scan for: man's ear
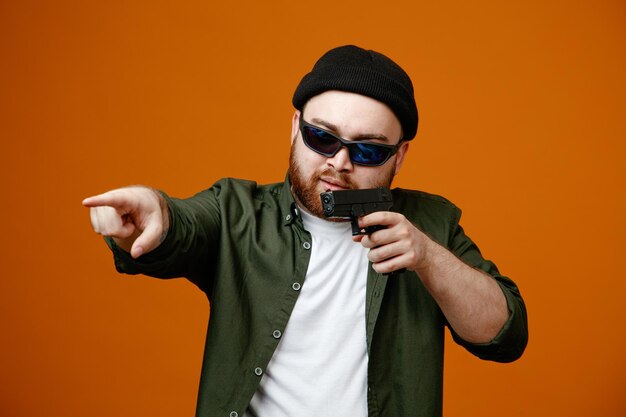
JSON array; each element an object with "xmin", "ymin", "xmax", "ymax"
[
  {"xmin": 291, "ymin": 110, "xmax": 301, "ymax": 145},
  {"xmin": 393, "ymin": 141, "xmax": 410, "ymax": 175}
]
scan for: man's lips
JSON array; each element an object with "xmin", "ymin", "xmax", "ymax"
[{"xmin": 320, "ymin": 177, "xmax": 350, "ymax": 191}]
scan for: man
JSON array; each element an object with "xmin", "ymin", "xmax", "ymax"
[{"xmin": 83, "ymin": 45, "xmax": 528, "ymax": 417}]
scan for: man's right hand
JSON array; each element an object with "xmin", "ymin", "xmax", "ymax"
[{"xmin": 82, "ymin": 186, "xmax": 170, "ymax": 259}]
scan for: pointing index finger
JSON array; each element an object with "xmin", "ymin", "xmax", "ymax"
[{"xmin": 82, "ymin": 189, "xmax": 133, "ymax": 209}]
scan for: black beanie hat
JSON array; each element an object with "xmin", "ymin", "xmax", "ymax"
[{"xmin": 292, "ymin": 45, "xmax": 418, "ymax": 140}]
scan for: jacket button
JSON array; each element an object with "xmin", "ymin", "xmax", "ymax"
[
  {"xmin": 272, "ymin": 329, "xmax": 282, "ymax": 339},
  {"xmin": 254, "ymin": 367, "xmax": 263, "ymax": 376},
  {"xmin": 292, "ymin": 282, "xmax": 301, "ymax": 291},
  {"xmin": 229, "ymin": 412, "xmax": 238, "ymax": 417},
  {"xmin": 302, "ymin": 242, "xmax": 311, "ymax": 250}
]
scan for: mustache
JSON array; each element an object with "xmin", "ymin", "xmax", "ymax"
[{"xmin": 316, "ymin": 168, "xmax": 356, "ymax": 189}]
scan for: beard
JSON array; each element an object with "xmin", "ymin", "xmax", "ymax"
[{"xmin": 288, "ymin": 144, "xmax": 396, "ymax": 219}]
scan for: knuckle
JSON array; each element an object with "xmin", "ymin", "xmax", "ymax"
[{"xmin": 407, "ymin": 251, "xmax": 417, "ymax": 264}]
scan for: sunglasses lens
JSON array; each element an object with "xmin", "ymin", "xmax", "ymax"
[
  {"xmin": 303, "ymin": 126, "xmax": 341, "ymax": 156},
  {"xmin": 349, "ymin": 143, "xmax": 391, "ymax": 166},
  {"xmin": 302, "ymin": 122, "xmax": 395, "ymax": 166}
]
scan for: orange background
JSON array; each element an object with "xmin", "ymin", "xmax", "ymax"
[{"xmin": 1, "ymin": 1, "xmax": 625, "ymax": 416}]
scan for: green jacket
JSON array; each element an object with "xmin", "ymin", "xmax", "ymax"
[{"xmin": 107, "ymin": 176, "xmax": 528, "ymax": 417}]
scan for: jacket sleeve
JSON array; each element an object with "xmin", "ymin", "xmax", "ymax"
[
  {"xmin": 105, "ymin": 188, "xmax": 221, "ymax": 293},
  {"xmin": 446, "ymin": 208, "xmax": 529, "ymax": 363}
]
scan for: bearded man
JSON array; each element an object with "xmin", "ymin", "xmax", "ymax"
[{"xmin": 83, "ymin": 45, "xmax": 528, "ymax": 417}]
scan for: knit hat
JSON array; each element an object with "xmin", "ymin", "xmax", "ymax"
[{"xmin": 292, "ymin": 45, "xmax": 418, "ymax": 140}]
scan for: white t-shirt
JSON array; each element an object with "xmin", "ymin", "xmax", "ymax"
[{"xmin": 246, "ymin": 209, "xmax": 369, "ymax": 417}]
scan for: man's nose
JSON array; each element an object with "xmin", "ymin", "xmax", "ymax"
[{"xmin": 327, "ymin": 146, "xmax": 353, "ymax": 172}]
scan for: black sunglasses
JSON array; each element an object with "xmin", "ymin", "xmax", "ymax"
[{"xmin": 299, "ymin": 114, "xmax": 401, "ymax": 167}]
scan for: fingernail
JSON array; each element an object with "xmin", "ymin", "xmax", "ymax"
[{"xmin": 133, "ymin": 246, "xmax": 144, "ymax": 258}]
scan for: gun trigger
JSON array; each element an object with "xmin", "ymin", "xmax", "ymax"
[{"xmin": 351, "ymin": 217, "xmax": 364, "ymax": 236}]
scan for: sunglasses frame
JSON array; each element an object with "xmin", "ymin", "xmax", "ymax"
[{"xmin": 299, "ymin": 114, "xmax": 402, "ymax": 167}]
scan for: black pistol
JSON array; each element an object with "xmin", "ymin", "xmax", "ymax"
[{"xmin": 320, "ymin": 187, "xmax": 393, "ymax": 236}]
